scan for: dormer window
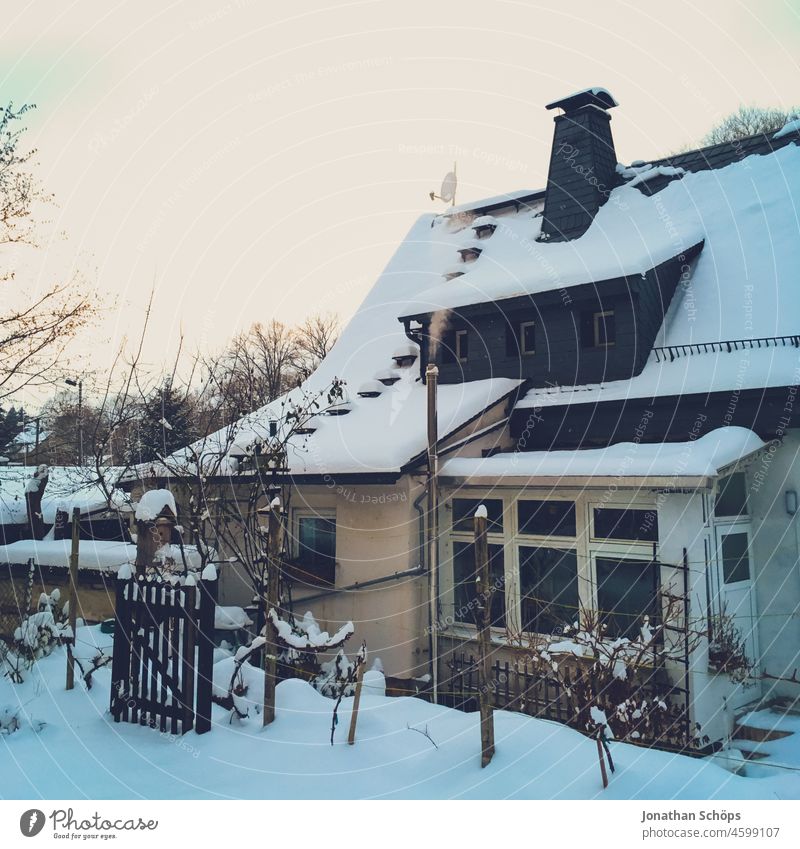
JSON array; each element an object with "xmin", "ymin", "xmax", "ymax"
[
  {"xmin": 455, "ymin": 329, "xmax": 469, "ymax": 362},
  {"xmin": 520, "ymin": 321, "xmax": 536, "ymax": 355},
  {"xmin": 582, "ymin": 309, "xmax": 616, "ymax": 348}
]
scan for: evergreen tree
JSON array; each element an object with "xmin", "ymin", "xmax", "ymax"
[
  {"xmin": 0, "ymin": 406, "xmax": 24, "ymax": 453},
  {"xmin": 128, "ymin": 380, "xmax": 198, "ymax": 464}
]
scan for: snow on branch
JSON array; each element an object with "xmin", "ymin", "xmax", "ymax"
[{"xmin": 267, "ymin": 609, "xmax": 354, "ymax": 651}]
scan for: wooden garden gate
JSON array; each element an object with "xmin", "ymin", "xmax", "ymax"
[{"xmin": 110, "ymin": 570, "xmax": 216, "ymax": 734}]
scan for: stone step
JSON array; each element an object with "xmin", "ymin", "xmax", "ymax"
[{"xmin": 732, "ymin": 723, "xmax": 794, "ymax": 743}]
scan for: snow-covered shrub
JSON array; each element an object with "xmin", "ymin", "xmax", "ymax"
[
  {"xmin": 519, "ymin": 605, "xmax": 707, "ymax": 750},
  {"xmin": 707, "ymin": 609, "xmax": 754, "ymax": 683},
  {"xmin": 314, "ymin": 649, "xmax": 355, "ymax": 698},
  {"xmin": 7, "ymin": 586, "xmax": 71, "ymax": 676}
]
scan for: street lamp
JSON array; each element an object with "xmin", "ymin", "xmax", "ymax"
[{"xmin": 65, "ymin": 378, "xmax": 83, "ymax": 466}]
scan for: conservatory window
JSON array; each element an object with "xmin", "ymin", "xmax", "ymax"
[
  {"xmin": 518, "ymin": 499, "xmax": 576, "ymax": 537},
  {"xmin": 593, "ymin": 507, "xmax": 658, "ymax": 542},
  {"xmin": 595, "ymin": 557, "xmax": 659, "ymax": 639},
  {"xmin": 452, "ymin": 498, "xmax": 504, "ymax": 533},
  {"xmin": 451, "ymin": 540, "xmax": 506, "ymax": 627},
  {"xmin": 519, "ymin": 546, "xmax": 578, "ymax": 634}
]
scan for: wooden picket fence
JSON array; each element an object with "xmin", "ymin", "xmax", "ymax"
[
  {"xmin": 441, "ymin": 652, "xmax": 575, "ymax": 722},
  {"xmin": 110, "ymin": 571, "xmax": 216, "ymax": 735}
]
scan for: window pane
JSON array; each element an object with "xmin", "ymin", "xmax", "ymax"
[
  {"xmin": 518, "ymin": 500, "xmax": 576, "ymax": 536},
  {"xmin": 298, "ymin": 516, "xmax": 336, "ymax": 567},
  {"xmin": 452, "ymin": 498, "xmax": 504, "ymax": 533},
  {"xmin": 715, "ymin": 472, "xmax": 748, "ymax": 517},
  {"xmin": 596, "ymin": 311, "xmax": 615, "ymax": 346},
  {"xmin": 452, "ymin": 541, "xmax": 505, "ymax": 626},
  {"xmin": 593, "ymin": 507, "xmax": 658, "ymax": 542},
  {"xmin": 521, "ymin": 322, "xmax": 536, "ymax": 354},
  {"xmin": 456, "ymin": 330, "xmax": 468, "ymax": 361},
  {"xmin": 519, "ymin": 547, "xmax": 578, "ymax": 634},
  {"xmin": 722, "ymin": 532, "xmax": 750, "ymax": 583},
  {"xmin": 596, "ymin": 557, "xmax": 658, "ymax": 639}
]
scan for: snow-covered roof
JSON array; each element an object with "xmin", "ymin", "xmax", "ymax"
[
  {"xmin": 183, "ymin": 212, "xmax": 523, "ymax": 478},
  {"xmin": 399, "ymin": 187, "xmax": 705, "ymax": 316},
  {"xmin": 516, "ymin": 141, "xmax": 800, "ymax": 408},
  {"xmin": 440, "ymin": 427, "xmax": 766, "ymax": 484}
]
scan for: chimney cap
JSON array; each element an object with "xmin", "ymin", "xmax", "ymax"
[{"xmin": 546, "ymin": 87, "xmax": 618, "ymax": 113}]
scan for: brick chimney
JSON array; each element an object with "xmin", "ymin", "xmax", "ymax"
[{"xmin": 540, "ymin": 88, "xmax": 619, "ymax": 242}]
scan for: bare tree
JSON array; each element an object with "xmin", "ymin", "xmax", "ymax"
[
  {"xmin": 702, "ymin": 105, "xmax": 798, "ymax": 145},
  {"xmin": 296, "ymin": 312, "xmax": 340, "ymax": 379},
  {"xmin": 0, "ymin": 102, "xmax": 94, "ymax": 399}
]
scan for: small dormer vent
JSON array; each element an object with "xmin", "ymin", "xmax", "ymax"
[
  {"xmin": 356, "ymin": 380, "xmax": 383, "ymax": 398},
  {"xmin": 443, "ymin": 265, "xmax": 466, "ymax": 281},
  {"xmin": 392, "ymin": 343, "xmax": 418, "ymax": 367},
  {"xmin": 472, "ymin": 215, "xmax": 497, "ymax": 239},
  {"xmin": 375, "ymin": 369, "xmax": 401, "ymax": 386},
  {"xmin": 457, "ymin": 241, "xmax": 483, "ymax": 262}
]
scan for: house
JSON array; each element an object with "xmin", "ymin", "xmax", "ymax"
[{"xmin": 162, "ymin": 88, "xmax": 800, "ymax": 747}]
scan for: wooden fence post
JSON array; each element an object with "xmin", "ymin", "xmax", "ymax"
[
  {"xmin": 263, "ymin": 502, "xmax": 284, "ymax": 726},
  {"xmin": 110, "ymin": 564, "xmax": 135, "ymax": 721},
  {"xmin": 348, "ymin": 641, "xmax": 367, "ymax": 745},
  {"xmin": 195, "ymin": 567, "xmax": 217, "ymax": 734},
  {"xmin": 474, "ymin": 506, "xmax": 495, "ymax": 768},
  {"xmin": 65, "ymin": 507, "xmax": 80, "ymax": 690}
]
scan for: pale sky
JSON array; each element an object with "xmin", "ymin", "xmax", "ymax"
[{"xmin": 3, "ymin": 0, "xmax": 799, "ymax": 393}]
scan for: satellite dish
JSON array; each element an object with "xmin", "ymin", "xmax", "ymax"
[
  {"xmin": 429, "ymin": 162, "xmax": 458, "ymax": 206},
  {"xmin": 440, "ymin": 171, "xmax": 457, "ymax": 203}
]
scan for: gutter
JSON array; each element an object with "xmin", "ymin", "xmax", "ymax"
[{"xmin": 292, "ymin": 564, "xmax": 425, "ymax": 604}]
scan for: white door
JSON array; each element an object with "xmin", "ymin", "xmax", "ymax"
[{"xmin": 713, "ymin": 523, "xmax": 761, "ymax": 708}]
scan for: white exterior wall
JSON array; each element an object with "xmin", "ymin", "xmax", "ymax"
[{"xmin": 747, "ymin": 430, "xmax": 800, "ymax": 703}]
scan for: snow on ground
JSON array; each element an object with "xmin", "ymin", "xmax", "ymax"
[{"xmin": 1, "ymin": 626, "xmax": 799, "ymax": 800}]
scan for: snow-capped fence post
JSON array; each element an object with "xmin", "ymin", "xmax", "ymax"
[
  {"xmin": 473, "ymin": 505, "xmax": 495, "ymax": 768},
  {"xmin": 65, "ymin": 507, "xmax": 80, "ymax": 690},
  {"xmin": 262, "ymin": 498, "xmax": 284, "ymax": 727},
  {"xmin": 195, "ymin": 564, "xmax": 218, "ymax": 734}
]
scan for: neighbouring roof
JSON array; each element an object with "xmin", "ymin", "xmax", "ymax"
[
  {"xmin": 0, "ymin": 466, "xmax": 128, "ymax": 526},
  {"xmin": 440, "ymin": 427, "xmax": 766, "ymax": 483}
]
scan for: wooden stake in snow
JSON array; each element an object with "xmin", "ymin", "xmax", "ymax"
[
  {"xmin": 347, "ymin": 641, "xmax": 368, "ymax": 745},
  {"xmin": 263, "ymin": 498, "xmax": 283, "ymax": 727},
  {"xmin": 596, "ymin": 729, "xmax": 609, "ymax": 789},
  {"xmin": 473, "ymin": 505, "xmax": 495, "ymax": 768},
  {"xmin": 65, "ymin": 507, "xmax": 80, "ymax": 691}
]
